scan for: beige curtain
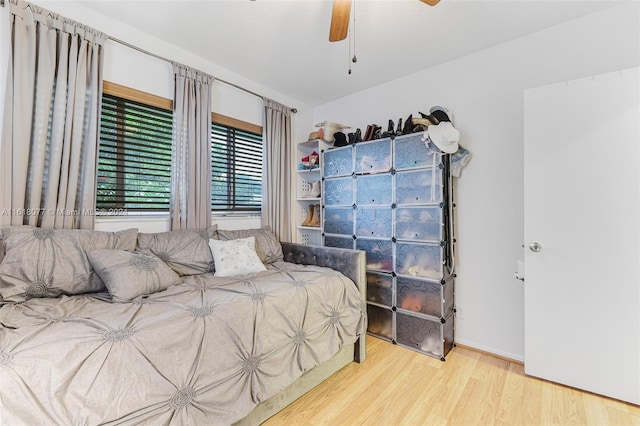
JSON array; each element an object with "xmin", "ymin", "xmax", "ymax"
[
  {"xmin": 170, "ymin": 63, "xmax": 214, "ymax": 230},
  {"xmin": 262, "ymin": 99, "xmax": 292, "ymax": 242},
  {"xmin": 0, "ymin": 0, "xmax": 106, "ymax": 229}
]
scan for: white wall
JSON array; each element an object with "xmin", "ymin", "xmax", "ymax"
[{"xmin": 314, "ymin": 2, "xmax": 640, "ymax": 361}]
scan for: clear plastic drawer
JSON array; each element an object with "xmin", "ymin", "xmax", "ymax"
[
  {"xmin": 366, "ymin": 272, "xmax": 393, "ymax": 307},
  {"xmin": 324, "ymin": 176, "xmax": 354, "ymax": 206},
  {"xmin": 324, "ymin": 235, "xmax": 354, "ymax": 250},
  {"xmin": 355, "ymin": 139, "xmax": 392, "ymax": 174},
  {"xmin": 395, "ymin": 169, "xmax": 442, "ymax": 205},
  {"xmin": 367, "ymin": 304, "xmax": 393, "ymax": 340},
  {"xmin": 396, "ymin": 277, "xmax": 449, "ymax": 318},
  {"xmin": 323, "ymin": 146, "xmax": 353, "ymax": 178},
  {"xmin": 356, "ymin": 174, "xmax": 393, "ymax": 206},
  {"xmin": 395, "ymin": 242, "xmax": 443, "ymax": 280},
  {"xmin": 356, "ymin": 238, "xmax": 393, "ymax": 272},
  {"xmin": 395, "ymin": 206, "xmax": 443, "ymax": 242},
  {"xmin": 396, "ymin": 311, "xmax": 454, "ymax": 359},
  {"xmin": 324, "ymin": 207, "xmax": 354, "ymax": 235},
  {"xmin": 394, "ymin": 133, "xmax": 439, "ymax": 170},
  {"xmin": 356, "ymin": 208, "xmax": 392, "ymax": 239}
]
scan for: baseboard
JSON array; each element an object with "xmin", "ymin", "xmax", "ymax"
[{"xmin": 454, "ymin": 339, "xmax": 524, "ymax": 365}]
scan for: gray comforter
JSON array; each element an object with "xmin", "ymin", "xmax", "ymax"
[{"xmin": 0, "ymin": 261, "xmax": 365, "ymax": 425}]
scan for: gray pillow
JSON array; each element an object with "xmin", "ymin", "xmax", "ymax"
[
  {"xmin": 87, "ymin": 249, "xmax": 180, "ymax": 302},
  {"xmin": 136, "ymin": 225, "xmax": 218, "ymax": 276},
  {"xmin": 0, "ymin": 227, "xmax": 138, "ymax": 303},
  {"xmin": 216, "ymin": 226, "xmax": 283, "ymax": 264}
]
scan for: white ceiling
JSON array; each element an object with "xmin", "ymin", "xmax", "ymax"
[{"xmin": 79, "ymin": 0, "xmax": 624, "ymax": 106}]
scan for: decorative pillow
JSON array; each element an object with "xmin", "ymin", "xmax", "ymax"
[
  {"xmin": 87, "ymin": 249, "xmax": 180, "ymax": 302},
  {"xmin": 136, "ymin": 225, "xmax": 218, "ymax": 276},
  {"xmin": 216, "ymin": 226, "xmax": 283, "ymax": 264},
  {"xmin": 0, "ymin": 227, "xmax": 138, "ymax": 303},
  {"xmin": 208, "ymin": 237, "xmax": 267, "ymax": 277}
]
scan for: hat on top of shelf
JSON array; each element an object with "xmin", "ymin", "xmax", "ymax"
[
  {"xmin": 424, "ymin": 121, "xmax": 460, "ymax": 154},
  {"xmin": 315, "ymin": 121, "xmax": 350, "ymax": 142},
  {"xmin": 333, "ymin": 131, "xmax": 348, "ymax": 147},
  {"xmin": 308, "ymin": 131, "xmax": 320, "ymax": 140},
  {"xmin": 429, "ymin": 105, "xmax": 453, "ymax": 123}
]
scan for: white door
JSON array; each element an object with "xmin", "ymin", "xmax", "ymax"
[{"xmin": 524, "ymin": 68, "xmax": 640, "ymax": 404}]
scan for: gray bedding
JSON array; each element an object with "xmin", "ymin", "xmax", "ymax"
[{"xmin": 0, "ymin": 261, "xmax": 365, "ymax": 425}]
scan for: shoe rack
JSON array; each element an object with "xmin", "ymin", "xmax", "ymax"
[
  {"xmin": 296, "ymin": 138, "xmax": 331, "ymax": 246},
  {"xmin": 321, "ymin": 132, "xmax": 456, "ymax": 361}
]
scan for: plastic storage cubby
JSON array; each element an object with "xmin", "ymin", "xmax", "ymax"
[
  {"xmin": 395, "ymin": 206, "xmax": 443, "ymax": 242},
  {"xmin": 366, "ymin": 272, "xmax": 394, "ymax": 307},
  {"xmin": 323, "ymin": 207, "xmax": 354, "ymax": 235},
  {"xmin": 323, "ymin": 176, "xmax": 355, "ymax": 206},
  {"xmin": 356, "ymin": 174, "xmax": 393, "ymax": 205},
  {"xmin": 396, "ymin": 276, "xmax": 454, "ymax": 318},
  {"xmin": 324, "ymin": 235, "xmax": 354, "ymax": 250},
  {"xmin": 323, "ymin": 145, "xmax": 353, "ymax": 178},
  {"xmin": 355, "ymin": 208, "xmax": 393, "ymax": 238},
  {"xmin": 355, "ymin": 139, "xmax": 392, "ymax": 174},
  {"xmin": 356, "ymin": 238, "xmax": 394, "ymax": 272},
  {"xmin": 320, "ymin": 131, "xmax": 456, "ymax": 360},
  {"xmin": 396, "ymin": 310, "xmax": 454, "ymax": 360},
  {"xmin": 367, "ymin": 304, "xmax": 394, "ymax": 341}
]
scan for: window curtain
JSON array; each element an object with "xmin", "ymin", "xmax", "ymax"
[
  {"xmin": 0, "ymin": 0, "xmax": 106, "ymax": 229},
  {"xmin": 262, "ymin": 98, "xmax": 292, "ymax": 242},
  {"xmin": 170, "ymin": 63, "xmax": 214, "ymax": 230}
]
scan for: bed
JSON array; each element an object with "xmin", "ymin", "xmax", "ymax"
[{"xmin": 0, "ymin": 226, "xmax": 367, "ymax": 425}]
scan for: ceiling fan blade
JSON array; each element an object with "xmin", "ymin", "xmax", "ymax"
[
  {"xmin": 419, "ymin": 0, "xmax": 441, "ymax": 5},
  {"xmin": 329, "ymin": 0, "xmax": 352, "ymax": 42}
]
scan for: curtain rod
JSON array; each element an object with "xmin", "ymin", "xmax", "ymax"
[{"xmin": 109, "ymin": 35, "xmax": 297, "ymax": 113}]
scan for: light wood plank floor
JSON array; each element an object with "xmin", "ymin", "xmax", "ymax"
[{"xmin": 264, "ymin": 335, "xmax": 640, "ymax": 426}]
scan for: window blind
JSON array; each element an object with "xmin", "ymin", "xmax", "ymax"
[
  {"xmin": 211, "ymin": 124, "xmax": 263, "ymax": 212},
  {"xmin": 97, "ymin": 94, "xmax": 173, "ymax": 212}
]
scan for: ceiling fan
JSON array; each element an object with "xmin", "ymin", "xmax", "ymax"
[{"xmin": 329, "ymin": 0, "xmax": 441, "ymax": 42}]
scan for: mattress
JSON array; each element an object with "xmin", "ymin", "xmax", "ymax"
[{"xmin": 0, "ymin": 261, "xmax": 365, "ymax": 425}]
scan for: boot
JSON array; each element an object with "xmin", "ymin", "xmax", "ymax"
[
  {"xmin": 363, "ymin": 125, "xmax": 373, "ymax": 141},
  {"xmin": 382, "ymin": 120, "xmax": 395, "ymax": 138},
  {"xmin": 301, "ymin": 204, "xmax": 314, "ymax": 226},
  {"xmin": 348, "ymin": 132, "xmax": 356, "ymax": 145},
  {"xmin": 309, "ymin": 204, "xmax": 321, "ymax": 227},
  {"xmin": 309, "ymin": 180, "xmax": 321, "ymax": 198},
  {"xmin": 396, "ymin": 118, "xmax": 403, "ymax": 135},
  {"xmin": 402, "ymin": 114, "xmax": 413, "ymax": 134}
]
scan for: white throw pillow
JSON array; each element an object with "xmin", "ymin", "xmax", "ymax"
[{"xmin": 208, "ymin": 236, "xmax": 267, "ymax": 277}]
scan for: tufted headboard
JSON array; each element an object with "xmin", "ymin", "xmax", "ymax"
[{"xmin": 280, "ymin": 242, "xmax": 367, "ymax": 362}]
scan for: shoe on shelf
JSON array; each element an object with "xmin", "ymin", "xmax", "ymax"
[
  {"xmin": 309, "ymin": 181, "xmax": 321, "ymax": 198},
  {"xmin": 363, "ymin": 125, "xmax": 373, "ymax": 141},
  {"xmin": 402, "ymin": 114, "xmax": 414, "ymax": 134},
  {"xmin": 309, "ymin": 204, "xmax": 321, "ymax": 227},
  {"xmin": 308, "ymin": 151, "xmax": 319, "ymax": 166},
  {"xmin": 301, "ymin": 204, "xmax": 314, "ymax": 226}
]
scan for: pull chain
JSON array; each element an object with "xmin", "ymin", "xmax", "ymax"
[{"xmin": 348, "ymin": 0, "xmax": 357, "ymax": 74}]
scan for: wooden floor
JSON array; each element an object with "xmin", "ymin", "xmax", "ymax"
[{"xmin": 265, "ymin": 335, "xmax": 640, "ymax": 426}]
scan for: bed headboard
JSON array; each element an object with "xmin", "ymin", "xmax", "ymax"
[{"xmin": 280, "ymin": 242, "xmax": 367, "ymax": 362}]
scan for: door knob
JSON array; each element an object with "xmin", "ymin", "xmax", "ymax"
[{"xmin": 529, "ymin": 242, "xmax": 542, "ymax": 252}]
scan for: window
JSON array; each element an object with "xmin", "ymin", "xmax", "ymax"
[
  {"xmin": 211, "ymin": 122, "xmax": 263, "ymax": 212},
  {"xmin": 97, "ymin": 92, "xmax": 173, "ymax": 212}
]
